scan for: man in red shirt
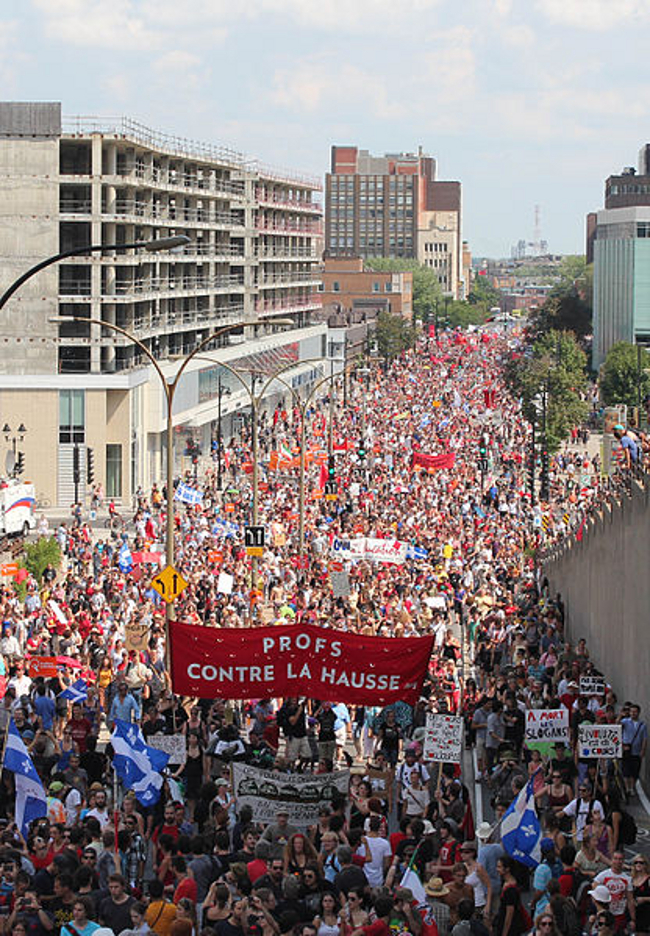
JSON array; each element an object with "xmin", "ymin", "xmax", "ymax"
[
  {"xmin": 172, "ymin": 856, "xmax": 198, "ymax": 904},
  {"xmin": 66, "ymin": 702, "xmax": 93, "ymax": 753},
  {"xmin": 355, "ymin": 895, "xmax": 393, "ymax": 936}
]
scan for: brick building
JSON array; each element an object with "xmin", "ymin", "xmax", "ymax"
[{"xmin": 320, "ymin": 257, "xmax": 413, "ymax": 321}]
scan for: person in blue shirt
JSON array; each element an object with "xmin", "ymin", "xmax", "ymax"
[
  {"xmin": 108, "ymin": 681, "xmax": 140, "ymax": 727},
  {"xmin": 33, "ymin": 684, "xmax": 56, "ymax": 732}
]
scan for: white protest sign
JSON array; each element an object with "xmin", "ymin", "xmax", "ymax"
[
  {"xmin": 578, "ymin": 724, "xmax": 622, "ymax": 759},
  {"xmin": 147, "ymin": 733, "xmax": 187, "ymax": 766},
  {"xmin": 580, "ymin": 676, "xmax": 606, "ymax": 697},
  {"xmin": 217, "ymin": 572, "xmax": 234, "ymax": 595},
  {"xmin": 525, "ymin": 709, "xmax": 569, "ymax": 745},
  {"xmin": 423, "ymin": 713, "xmax": 463, "ymax": 763},
  {"xmin": 232, "ymin": 764, "xmax": 349, "ymax": 828},
  {"xmin": 330, "ymin": 570, "xmax": 351, "ymax": 598}
]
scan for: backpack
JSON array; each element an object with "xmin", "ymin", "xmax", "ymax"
[{"xmin": 619, "ymin": 809, "xmax": 637, "ymax": 845}]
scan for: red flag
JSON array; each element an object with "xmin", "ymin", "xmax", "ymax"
[
  {"xmin": 319, "ymin": 464, "xmax": 327, "ymax": 489},
  {"xmin": 576, "ymin": 518, "xmax": 586, "ymax": 542}
]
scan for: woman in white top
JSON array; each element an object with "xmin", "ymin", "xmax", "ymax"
[
  {"xmin": 460, "ymin": 842, "xmax": 492, "ymax": 918},
  {"xmin": 313, "ymin": 893, "xmax": 341, "ymax": 936}
]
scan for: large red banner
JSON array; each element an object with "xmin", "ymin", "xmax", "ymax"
[
  {"xmin": 412, "ymin": 451, "xmax": 456, "ymax": 470},
  {"xmin": 170, "ymin": 622, "xmax": 434, "ymax": 705}
]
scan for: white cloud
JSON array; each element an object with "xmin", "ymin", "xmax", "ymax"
[
  {"xmin": 33, "ymin": 0, "xmax": 161, "ymax": 50},
  {"xmin": 271, "ymin": 58, "xmax": 402, "ymax": 118},
  {"xmin": 536, "ymin": 0, "xmax": 650, "ymax": 30}
]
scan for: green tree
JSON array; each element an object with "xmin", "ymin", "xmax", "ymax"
[
  {"xmin": 468, "ymin": 276, "xmax": 501, "ymax": 307},
  {"xmin": 528, "ymin": 258, "xmax": 593, "ymax": 343},
  {"xmin": 444, "ymin": 299, "xmax": 490, "ymax": 329},
  {"xmin": 600, "ymin": 341, "xmax": 650, "ymax": 409},
  {"xmin": 23, "ymin": 536, "xmax": 62, "ymax": 581},
  {"xmin": 365, "ymin": 258, "xmax": 442, "ymax": 321},
  {"xmin": 502, "ymin": 330, "xmax": 588, "ymax": 450},
  {"xmin": 375, "ymin": 310, "xmax": 414, "ymax": 359}
]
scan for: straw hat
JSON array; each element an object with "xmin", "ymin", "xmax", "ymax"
[{"xmin": 425, "ymin": 877, "xmax": 450, "ymax": 897}]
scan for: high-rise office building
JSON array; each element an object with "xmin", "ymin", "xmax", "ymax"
[
  {"xmin": 590, "ymin": 146, "xmax": 650, "ymax": 367},
  {"xmin": 324, "ymin": 145, "xmax": 464, "ymax": 298},
  {"xmin": 0, "ymin": 102, "xmax": 325, "ymax": 504}
]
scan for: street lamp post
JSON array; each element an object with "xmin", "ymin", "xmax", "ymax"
[{"xmin": 2, "ymin": 423, "xmax": 27, "ymax": 478}]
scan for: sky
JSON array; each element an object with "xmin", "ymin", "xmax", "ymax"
[{"xmin": 3, "ymin": 0, "xmax": 650, "ymax": 258}]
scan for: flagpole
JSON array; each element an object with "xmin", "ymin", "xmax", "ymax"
[{"xmin": 0, "ymin": 718, "xmax": 11, "ymax": 773}]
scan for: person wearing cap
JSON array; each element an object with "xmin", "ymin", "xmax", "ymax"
[
  {"xmin": 476, "ymin": 822, "xmax": 504, "ymax": 900},
  {"xmin": 46, "ymin": 781, "xmax": 67, "ymax": 825},
  {"xmin": 592, "ymin": 851, "xmax": 634, "ymax": 930},
  {"xmin": 612, "ymin": 424, "xmax": 640, "ymax": 468}
]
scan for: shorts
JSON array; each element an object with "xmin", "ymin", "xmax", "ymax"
[
  {"xmin": 335, "ymin": 727, "xmax": 347, "ymax": 747},
  {"xmin": 476, "ymin": 738, "xmax": 486, "ymax": 763},
  {"xmin": 318, "ymin": 740, "xmax": 336, "ymax": 762},
  {"xmin": 622, "ymin": 752, "xmax": 642, "ymax": 779},
  {"xmin": 287, "ymin": 736, "xmax": 312, "ymax": 761}
]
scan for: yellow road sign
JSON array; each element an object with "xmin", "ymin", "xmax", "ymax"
[{"xmin": 151, "ymin": 565, "xmax": 188, "ymax": 604}]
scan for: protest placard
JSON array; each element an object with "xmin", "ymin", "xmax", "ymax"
[
  {"xmin": 423, "ymin": 713, "xmax": 463, "ymax": 763},
  {"xmin": 147, "ymin": 733, "xmax": 187, "ymax": 765},
  {"xmin": 525, "ymin": 709, "xmax": 569, "ymax": 745},
  {"xmin": 125, "ymin": 623, "xmax": 150, "ymax": 654},
  {"xmin": 578, "ymin": 724, "xmax": 622, "ymax": 759},
  {"xmin": 580, "ymin": 676, "xmax": 606, "ymax": 697},
  {"xmin": 232, "ymin": 764, "xmax": 349, "ymax": 827}
]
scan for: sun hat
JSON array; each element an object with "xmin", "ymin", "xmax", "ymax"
[
  {"xmin": 425, "ymin": 877, "xmax": 450, "ymax": 897},
  {"xmin": 588, "ymin": 886, "xmax": 612, "ymax": 903}
]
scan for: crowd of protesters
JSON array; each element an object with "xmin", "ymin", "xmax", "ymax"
[{"xmin": 0, "ymin": 327, "xmax": 645, "ymax": 936}]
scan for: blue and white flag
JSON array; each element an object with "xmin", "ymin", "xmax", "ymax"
[
  {"xmin": 406, "ymin": 544, "xmax": 429, "ymax": 560},
  {"xmin": 3, "ymin": 719, "xmax": 47, "ymax": 836},
  {"xmin": 501, "ymin": 779, "xmax": 542, "ymax": 868},
  {"xmin": 111, "ymin": 719, "xmax": 170, "ymax": 806},
  {"xmin": 59, "ymin": 679, "xmax": 88, "ymax": 703},
  {"xmin": 212, "ymin": 518, "xmax": 239, "ymax": 538},
  {"xmin": 118, "ymin": 542, "xmax": 133, "ymax": 573},
  {"xmin": 174, "ymin": 482, "xmax": 204, "ymax": 506}
]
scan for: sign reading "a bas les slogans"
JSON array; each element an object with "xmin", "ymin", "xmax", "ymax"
[
  {"xmin": 423, "ymin": 713, "xmax": 463, "ymax": 763},
  {"xmin": 525, "ymin": 709, "xmax": 570, "ymax": 744},
  {"xmin": 170, "ymin": 621, "xmax": 434, "ymax": 705}
]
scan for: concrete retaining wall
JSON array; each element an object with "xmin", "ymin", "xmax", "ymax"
[{"xmin": 543, "ymin": 478, "xmax": 650, "ymax": 778}]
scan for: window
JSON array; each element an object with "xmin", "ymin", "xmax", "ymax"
[
  {"xmin": 59, "ymin": 390, "xmax": 85, "ymax": 444},
  {"xmin": 373, "ymin": 282, "xmax": 380, "ymax": 292},
  {"xmin": 637, "ymin": 223, "xmax": 650, "ymax": 238},
  {"xmin": 385, "ymin": 281, "xmax": 392, "ymax": 292},
  {"xmin": 333, "ymin": 281, "xmax": 340, "ymax": 292},
  {"xmin": 106, "ymin": 444, "xmax": 123, "ymax": 498}
]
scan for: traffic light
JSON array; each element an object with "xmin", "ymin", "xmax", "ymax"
[
  {"xmin": 72, "ymin": 445, "xmax": 80, "ymax": 484},
  {"xmin": 357, "ymin": 438, "xmax": 367, "ymax": 460},
  {"xmin": 527, "ymin": 452, "xmax": 535, "ymax": 499},
  {"xmin": 540, "ymin": 446, "xmax": 550, "ymax": 500},
  {"xmin": 86, "ymin": 447, "xmax": 95, "ymax": 485},
  {"xmin": 15, "ymin": 452, "xmax": 25, "ymax": 476},
  {"xmin": 328, "ymin": 455, "xmax": 336, "ymax": 481}
]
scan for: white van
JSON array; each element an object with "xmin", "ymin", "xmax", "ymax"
[{"xmin": 0, "ymin": 480, "xmax": 36, "ymax": 537}]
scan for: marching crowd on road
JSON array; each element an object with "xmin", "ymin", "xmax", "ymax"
[{"xmin": 0, "ymin": 328, "xmax": 645, "ymax": 936}]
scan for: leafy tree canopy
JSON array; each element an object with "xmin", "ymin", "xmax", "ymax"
[{"xmin": 600, "ymin": 341, "xmax": 650, "ymax": 410}]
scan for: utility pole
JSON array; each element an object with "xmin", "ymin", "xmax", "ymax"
[
  {"xmin": 216, "ymin": 373, "xmax": 223, "ymax": 491},
  {"xmin": 540, "ymin": 381, "xmax": 550, "ymax": 502}
]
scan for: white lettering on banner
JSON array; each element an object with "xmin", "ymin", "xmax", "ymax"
[
  {"xmin": 330, "ymin": 536, "xmax": 408, "ymax": 565},
  {"xmin": 423, "ymin": 713, "xmax": 463, "ymax": 763},
  {"xmin": 232, "ymin": 763, "xmax": 350, "ymax": 828},
  {"xmin": 147, "ymin": 734, "xmax": 187, "ymax": 766},
  {"xmin": 580, "ymin": 676, "xmax": 606, "ymax": 697},
  {"xmin": 578, "ymin": 724, "xmax": 622, "ymax": 759},
  {"xmin": 525, "ymin": 709, "xmax": 570, "ymax": 744}
]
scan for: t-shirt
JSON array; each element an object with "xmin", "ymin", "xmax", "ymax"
[
  {"xmin": 593, "ymin": 869, "xmax": 632, "ymax": 917},
  {"xmin": 362, "ymin": 921, "xmax": 390, "ymax": 936},
  {"xmin": 532, "ymin": 863, "xmax": 552, "ymax": 915},
  {"xmin": 98, "ymin": 895, "xmax": 135, "ymax": 934},
  {"xmin": 317, "ymin": 710, "xmax": 337, "ymax": 741},
  {"xmin": 173, "ymin": 877, "xmax": 198, "ymax": 904},
  {"xmin": 359, "ymin": 836, "xmax": 392, "ymax": 886},
  {"xmin": 145, "ymin": 900, "xmax": 177, "ymax": 936}
]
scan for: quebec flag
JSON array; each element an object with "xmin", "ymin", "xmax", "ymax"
[
  {"xmin": 501, "ymin": 779, "xmax": 542, "ymax": 868},
  {"xmin": 59, "ymin": 679, "xmax": 88, "ymax": 703},
  {"xmin": 4, "ymin": 719, "xmax": 47, "ymax": 836},
  {"xmin": 118, "ymin": 542, "xmax": 133, "ymax": 573},
  {"xmin": 111, "ymin": 719, "xmax": 169, "ymax": 806}
]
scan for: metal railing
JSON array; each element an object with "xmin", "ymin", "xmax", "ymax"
[{"xmin": 62, "ymin": 115, "xmax": 321, "ymax": 189}]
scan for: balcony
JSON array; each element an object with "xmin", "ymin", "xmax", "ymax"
[
  {"xmin": 255, "ymin": 220, "xmax": 322, "ymax": 236},
  {"xmin": 255, "ymin": 297, "xmax": 322, "ymax": 317},
  {"xmin": 255, "ymin": 189, "xmax": 322, "ymax": 214}
]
